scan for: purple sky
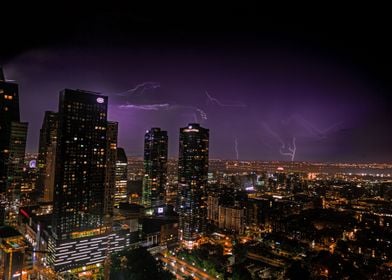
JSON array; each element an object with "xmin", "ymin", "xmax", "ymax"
[
  {"xmin": 4, "ymin": 45, "xmax": 391, "ymax": 162},
  {"xmin": 1, "ymin": 5, "xmax": 391, "ymax": 162}
]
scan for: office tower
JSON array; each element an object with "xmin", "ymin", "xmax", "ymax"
[
  {"xmin": 52, "ymin": 89, "xmax": 108, "ymax": 239},
  {"xmin": 177, "ymin": 123, "xmax": 209, "ymax": 248},
  {"xmin": 104, "ymin": 121, "xmax": 118, "ymax": 216},
  {"xmin": 0, "ymin": 68, "xmax": 28, "ymax": 223},
  {"xmin": 142, "ymin": 128, "xmax": 168, "ymax": 208},
  {"xmin": 37, "ymin": 111, "xmax": 58, "ymax": 202},
  {"xmin": 114, "ymin": 147, "xmax": 128, "ymax": 207}
]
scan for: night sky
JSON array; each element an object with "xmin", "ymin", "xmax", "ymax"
[{"xmin": 1, "ymin": 4, "xmax": 391, "ymax": 162}]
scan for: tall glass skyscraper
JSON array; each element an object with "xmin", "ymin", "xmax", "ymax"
[
  {"xmin": 46, "ymin": 89, "xmax": 127, "ymax": 273},
  {"xmin": 142, "ymin": 128, "xmax": 168, "ymax": 209},
  {"xmin": 52, "ymin": 89, "xmax": 109, "ymax": 239},
  {"xmin": 177, "ymin": 123, "xmax": 209, "ymax": 248}
]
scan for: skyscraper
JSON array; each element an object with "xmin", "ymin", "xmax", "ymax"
[
  {"xmin": 115, "ymin": 147, "xmax": 128, "ymax": 207},
  {"xmin": 37, "ymin": 111, "xmax": 58, "ymax": 202},
  {"xmin": 5, "ymin": 123, "xmax": 28, "ymax": 203},
  {"xmin": 46, "ymin": 90, "xmax": 130, "ymax": 273},
  {"xmin": 142, "ymin": 128, "xmax": 168, "ymax": 209},
  {"xmin": 52, "ymin": 89, "xmax": 108, "ymax": 239},
  {"xmin": 104, "ymin": 121, "xmax": 118, "ymax": 216},
  {"xmin": 177, "ymin": 123, "xmax": 209, "ymax": 248},
  {"xmin": 0, "ymin": 68, "xmax": 28, "ymax": 218}
]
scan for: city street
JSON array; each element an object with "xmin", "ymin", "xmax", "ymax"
[{"xmin": 158, "ymin": 253, "xmax": 218, "ymax": 280}]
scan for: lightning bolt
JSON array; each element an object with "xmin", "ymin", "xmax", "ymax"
[
  {"xmin": 261, "ymin": 122, "xmax": 297, "ymax": 162},
  {"xmin": 115, "ymin": 84, "xmax": 209, "ymax": 122},
  {"xmin": 119, "ymin": 103, "xmax": 208, "ymax": 126},
  {"xmin": 196, "ymin": 108, "xmax": 208, "ymax": 120},
  {"xmin": 167, "ymin": 105, "xmax": 208, "ymax": 123},
  {"xmin": 119, "ymin": 103, "xmax": 170, "ymax": 110},
  {"xmin": 234, "ymin": 137, "xmax": 239, "ymax": 160},
  {"xmin": 205, "ymin": 91, "xmax": 246, "ymax": 107},
  {"xmin": 284, "ymin": 114, "xmax": 342, "ymax": 139},
  {"xmin": 116, "ymin": 82, "xmax": 160, "ymax": 96},
  {"xmin": 279, "ymin": 136, "xmax": 296, "ymax": 162},
  {"xmin": 191, "ymin": 108, "xmax": 208, "ymax": 123},
  {"xmin": 261, "ymin": 122, "xmax": 285, "ymax": 146}
]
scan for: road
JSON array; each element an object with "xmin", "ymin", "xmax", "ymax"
[
  {"xmin": 158, "ymin": 254, "xmax": 218, "ymax": 280},
  {"xmin": 247, "ymin": 252, "xmax": 285, "ymax": 268}
]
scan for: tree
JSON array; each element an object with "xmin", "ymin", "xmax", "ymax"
[
  {"xmin": 232, "ymin": 264, "xmax": 252, "ymax": 280},
  {"xmin": 285, "ymin": 261, "xmax": 310, "ymax": 280},
  {"xmin": 110, "ymin": 247, "xmax": 174, "ymax": 280},
  {"xmin": 232, "ymin": 242, "xmax": 248, "ymax": 264}
]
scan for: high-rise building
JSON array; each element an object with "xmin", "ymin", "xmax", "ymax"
[
  {"xmin": 104, "ymin": 121, "xmax": 118, "ymax": 216},
  {"xmin": 0, "ymin": 68, "xmax": 28, "ymax": 224},
  {"xmin": 52, "ymin": 89, "xmax": 109, "ymax": 239},
  {"xmin": 207, "ymin": 195, "xmax": 219, "ymax": 224},
  {"xmin": 177, "ymin": 123, "xmax": 209, "ymax": 248},
  {"xmin": 5, "ymin": 122, "xmax": 28, "ymax": 202},
  {"xmin": 45, "ymin": 90, "xmax": 133, "ymax": 273},
  {"xmin": 114, "ymin": 147, "xmax": 128, "ymax": 207},
  {"xmin": 218, "ymin": 205, "xmax": 245, "ymax": 234},
  {"xmin": 20, "ymin": 156, "xmax": 38, "ymax": 203},
  {"xmin": 142, "ymin": 128, "xmax": 168, "ymax": 209},
  {"xmin": 0, "ymin": 67, "xmax": 19, "ymax": 194},
  {"xmin": 37, "ymin": 111, "xmax": 58, "ymax": 202}
]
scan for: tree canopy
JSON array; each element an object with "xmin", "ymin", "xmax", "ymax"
[{"xmin": 110, "ymin": 247, "xmax": 174, "ymax": 280}]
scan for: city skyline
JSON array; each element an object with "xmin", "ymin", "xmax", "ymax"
[
  {"xmin": 0, "ymin": 5, "xmax": 391, "ymax": 279},
  {"xmin": 1, "ymin": 55, "xmax": 391, "ymax": 163},
  {"xmin": 1, "ymin": 6, "xmax": 391, "ymax": 163}
]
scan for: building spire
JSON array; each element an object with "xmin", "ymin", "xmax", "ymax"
[{"xmin": 0, "ymin": 67, "xmax": 5, "ymax": 81}]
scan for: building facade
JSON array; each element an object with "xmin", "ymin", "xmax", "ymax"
[
  {"xmin": 177, "ymin": 123, "xmax": 209, "ymax": 248},
  {"xmin": 218, "ymin": 206, "xmax": 245, "ymax": 234},
  {"xmin": 0, "ymin": 68, "xmax": 28, "ymax": 225},
  {"xmin": 142, "ymin": 128, "xmax": 168, "ymax": 208},
  {"xmin": 104, "ymin": 121, "xmax": 118, "ymax": 216},
  {"xmin": 37, "ymin": 111, "xmax": 58, "ymax": 202},
  {"xmin": 52, "ymin": 89, "xmax": 109, "ymax": 239},
  {"xmin": 46, "ymin": 228, "xmax": 132, "ymax": 273},
  {"xmin": 207, "ymin": 195, "xmax": 220, "ymax": 224},
  {"xmin": 114, "ymin": 148, "xmax": 128, "ymax": 207}
]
